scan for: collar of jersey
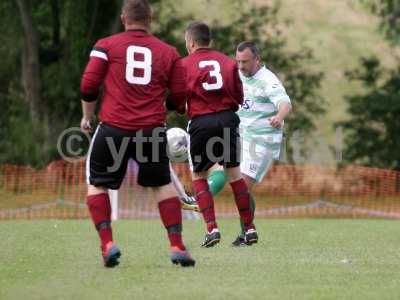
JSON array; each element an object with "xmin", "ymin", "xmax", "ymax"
[
  {"xmin": 194, "ymin": 47, "xmax": 211, "ymax": 53},
  {"xmin": 244, "ymin": 65, "xmax": 266, "ymax": 80},
  {"xmin": 127, "ymin": 29, "xmax": 148, "ymax": 34}
]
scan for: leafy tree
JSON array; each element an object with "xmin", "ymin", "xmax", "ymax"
[
  {"xmin": 341, "ymin": 57, "xmax": 400, "ymax": 169},
  {"xmin": 1, "ymin": 0, "xmax": 122, "ymax": 165},
  {"xmin": 362, "ymin": 0, "xmax": 400, "ymax": 44},
  {"xmin": 341, "ymin": 0, "xmax": 400, "ymax": 169},
  {"xmin": 0, "ymin": 0, "xmax": 324, "ymax": 167}
]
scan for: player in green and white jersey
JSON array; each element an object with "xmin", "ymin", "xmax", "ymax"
[
  {"xmin": 199, "ymin": 42, "xmax": 292, "ymax": 246},
  {"xmin": 237, "ymin": 41, "xmax": 291, "ymax": 184}
]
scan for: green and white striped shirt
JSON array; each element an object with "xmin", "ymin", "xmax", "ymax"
[{"xmin": 238, "ymin": 66, "xmax": 291, "ymax": 145}]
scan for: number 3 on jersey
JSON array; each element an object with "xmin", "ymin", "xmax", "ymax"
[
  {"xmin": 199, "ymin": 60, "xmax": 223, "ymax": 90},
  {"xmin": 126, "ymin": 46, "xmax": 152, "ymax": 85}
]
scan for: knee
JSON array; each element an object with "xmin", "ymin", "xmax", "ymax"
[
  {"xmin": 87, "ymin": 185, "xmax": 108, "ymax": 196},
  {"xmin": 192, "ymin": 171, "xmax": 208, "ymax": 181},
  {"xmin": 153, "ymin": 183, "xmax": 178, "ymax": 202},
  {"xmin": 225, "ymin": 166, "xmax": 242, "ymax": 182}
]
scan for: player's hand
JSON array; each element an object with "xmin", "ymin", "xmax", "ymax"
[
  {"xmin": 80, "ymin": 117, "xmax": 94, "ymax": 133},
  {"xmin": 268, "ymin": 116, "xmax": 283, "ymax": 128}
]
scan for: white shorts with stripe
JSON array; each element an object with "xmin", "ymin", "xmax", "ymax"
[{"xmin": 240, "ymin": 134, "xmax": 282, "ymax": 183}]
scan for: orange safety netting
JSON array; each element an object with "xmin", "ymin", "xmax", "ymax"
[{"xmin": 0, "ymin": 160, "xmax": 399, "ymax": 220}]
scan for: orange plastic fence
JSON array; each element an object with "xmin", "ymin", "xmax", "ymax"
[{"xmin": 0, "ymin": 160, "xmax": 399, "ymax": 220}]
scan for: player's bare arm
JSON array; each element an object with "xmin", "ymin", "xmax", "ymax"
[
  {"xmin": 80, "ymin": 100, "xmax": 96, "ymax": 133},
  {"xmin": 268, "ymin": 101, "xmax": 292, "ymax": 128}
]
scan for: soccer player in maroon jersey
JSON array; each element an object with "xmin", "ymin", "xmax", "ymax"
[
  {"xmin": 80, "ymin": 0, "xmax": 194, "ymax": 267},
  {"xmin": 181, "ymin": 22, "xmax": 258, "ymax": 247}
]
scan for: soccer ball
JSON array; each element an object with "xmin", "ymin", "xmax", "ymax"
[{"xmin": 166, "ymin": 127, "xmax": 189, "ymax": 162}]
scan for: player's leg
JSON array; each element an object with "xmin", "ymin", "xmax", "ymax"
[
  {"xmin": 137, "ymin": 127, "xmax": 195, "ymax": 267},
  {"xmin": 177, "ymin": 163, "xmax": 224, "ymax": 212},
  {"xmin": 86, "ymin": 124, "xmax": 129, "ymax": 267},
  {"xmin": 231, "ymin": 174, "xmax": 257, "ymax": 246},
  {"xmin": 86, "ymin": 185, "xmax": 121, "ymax": 267},
  {"xmin": 232, "ymin": 139, "xmax": 277, "ymax": 246},
  {"xmin": 188, "ymin": 116, "xmax": 220, "ymax": 247},
  {"xmin": 192, "ymin": 170, "xmax": 221, "ymax": 247},
  {"xmin": 220, "ymin": 111, "xmax": 257, "ymax": 245},
  {"xmin": 224, "ymin": 166, "xmax": 258, "ymax": 246},
  {"xmin": 169, "ymin": 164, "xmax": 199, "ymax": 211},
  {"xmin": 153, "ymin": 183, "xmax": 195, "ymax": 267}
]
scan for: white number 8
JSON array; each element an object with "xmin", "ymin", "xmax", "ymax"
[
  {"xmin": 126, "ymin": 46, "xmax": 152, "ymax": 85},
  {"xmin": 199, "ymin": 60, "xmax": 223, "ymax": 90}
]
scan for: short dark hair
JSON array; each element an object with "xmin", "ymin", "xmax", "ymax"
[
  {"xmin": 185, "ymin": 21, "xmax": 211, "ymax": 46},
  {"xmin": 122, "ymin": 0, "xmax": 151, "ymax": 24},
  {"xmin": 236, "ymin": 41, "xmax": 261, "ymax": 58}
]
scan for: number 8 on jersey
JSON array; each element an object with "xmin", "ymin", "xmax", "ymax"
[{"xmin": 126, "ymin": 45, "xmax": 152, "ymax": 85}]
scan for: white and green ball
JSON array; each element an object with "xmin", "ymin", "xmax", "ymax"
[{"xmin": 166, "ymin": 127, "xmax": 189, "ymax": 162}]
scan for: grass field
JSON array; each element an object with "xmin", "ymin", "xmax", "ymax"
[{"xmin": 1, "ymin": 219, "xmax": 399, "ymax": 300}]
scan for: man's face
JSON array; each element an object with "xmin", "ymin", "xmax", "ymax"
[{"xmin": 236, "ymin": 48, "xmax": 260, "ymax": 77}]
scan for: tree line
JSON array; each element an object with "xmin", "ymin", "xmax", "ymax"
[{"xmin": 1, "ymin": 0, "xmax": 398, "ymax": 170}]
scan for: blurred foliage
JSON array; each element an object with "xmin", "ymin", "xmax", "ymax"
[
  {"xmin": 341, "ymin": 0, "xmax": 400, "ymax": 169},
  {"xmin": 0, "ymin": 0, "xmax": 324, "ymax": 167},
  {"xmin": 362, "ymin": 0, "xmax": 400, "ymax": 44},
  {"xmin": 341, "ymin": 57, "xmax": 400, "ymax": 169}
]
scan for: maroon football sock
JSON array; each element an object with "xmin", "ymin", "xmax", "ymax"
[
  {"xmin": 193, "ymin": 179, "xmax": 218, "ymax": 232},
  {"xmin": 158, "ymin": 197, "xmax": 185, "ymax": 251},
  {"xmin": 86, "ymin": 193, "xmax": 113, "ymax": 249},
  {"xmin": 230, "ymin": 179, "xmax": 254, "ymax": 230}
]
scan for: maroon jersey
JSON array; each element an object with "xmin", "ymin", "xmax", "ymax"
[
  {"xmin": 80, "ymin": 29, "xmax": 186, "ymax": 130},
  {"xmin": 181, "ymin": 48, "xmax": 243, "ymax": 119}
]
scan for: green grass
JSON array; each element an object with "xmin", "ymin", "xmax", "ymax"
[{"xmin": 1, "ymin": 219, "xmax": 399, "ymax": 299}]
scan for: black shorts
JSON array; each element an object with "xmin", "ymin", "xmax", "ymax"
[
  {"xmin": 87, "ymin": 123, "xmax": 171, "ymax": 189},
  {"xmin": 188, "ymin": 110, "xmax": 241, "ymax": 172}
]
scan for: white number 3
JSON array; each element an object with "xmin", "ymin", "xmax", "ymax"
[
  {"xmin": 126, "ymin": 46, "xmax": 152, "ymax": 85},
  {"xmin": 199, "ymin": 60, "xmax": 223, "ymax": 90}
]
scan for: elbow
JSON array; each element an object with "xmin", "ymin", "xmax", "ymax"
[
  {"xmin": 80, "ymin": 79, "xmax": 99, "ymax": 102},
  {"xmin": 279, "ymin": 101, "xmax": 292, "ymax": 113},
  {"xmin": 287, "ymin": 103, "xmax": 293, "ymax": 113}
]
